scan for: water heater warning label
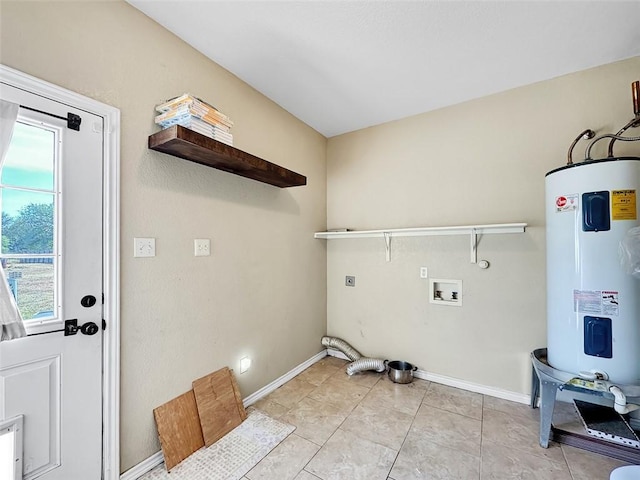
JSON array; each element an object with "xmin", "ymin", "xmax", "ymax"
[
  {"xmin": 573, "ymin": 289, "xmax": 619, "ymax": 316},
  {"xmin": 555, "ymin": 194, "xmax": 578, "ymax": 212},
  {"xmin": 612, "ymin": 190, "xmax": 637, "ymax": 220}
]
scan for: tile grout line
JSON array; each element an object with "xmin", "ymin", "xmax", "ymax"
[
  {"xmin": 328, "ymin": 373, "xmax": 421, "ymax": 480},
  {"xmin": 255, "ymin": 363, "xmax": 345, "ymax": 443},
  {"xmin": 386, "ymin": 379, "xmax": 432, "ymax": 478},
  {"xmin": 560, "ymin": 443, "xmax": 578, "ymax": 480},
  {"xmin": 479, "ymin": 394, "xmax": 485, "ymax": 480},
  {"xmin": 294, "ymin": 363, "xmax": 427, "ymax": 479},
  {"xmin": 290, "ymin": 361, "xmax": 378, "ymax": 479},
  {"xmin": 249, "ymin": 362, "xmax": 339, "ymax": 479}
]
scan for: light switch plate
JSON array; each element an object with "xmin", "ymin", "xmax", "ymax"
[
  {"xmin": 134, "ymin": 237, "xmax": 155, "ymax": 257},
  {"xmin": 194, "ymin": 238, "xmax": 211, "ymax": 256}
]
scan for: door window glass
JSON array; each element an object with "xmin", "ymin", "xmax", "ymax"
[{"xmin": 1, "ymin": 121, "xmax": 58, "ymax": 322}]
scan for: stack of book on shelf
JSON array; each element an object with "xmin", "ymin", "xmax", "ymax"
[{"xmin": 154, "ymin": 94, "xmax": 234, "ymax": 146}]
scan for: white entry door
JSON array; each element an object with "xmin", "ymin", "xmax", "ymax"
[{"xmin": 0, "ymin": 83, "xmax": 103, "ymax": 479}]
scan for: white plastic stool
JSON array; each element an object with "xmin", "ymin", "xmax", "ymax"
[{"xmin": 610, "ymin": 465, "xmax": 640, "ymax": 479}]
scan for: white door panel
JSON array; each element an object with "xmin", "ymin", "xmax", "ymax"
[
  {"xmin": 1, "ymin": 341, "xmax": 62, "ymax": 478},
  {"xmin": 0, "ymin": 83, "xmax": 103, "ymax": 479}
]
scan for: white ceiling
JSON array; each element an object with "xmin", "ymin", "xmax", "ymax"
[{"xmin": 128, "ymin": 1, "xmax": 640, "ymax": 137}]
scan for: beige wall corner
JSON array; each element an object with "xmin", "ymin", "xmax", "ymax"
[
  {"xmin": 325, "ymin": 56, "xmax": 640, "ymax": 395},
  {"xmin": 1, "ymin": 1, "xmax": 327, "ymax": 472}
]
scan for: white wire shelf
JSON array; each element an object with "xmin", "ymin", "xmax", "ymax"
[{"xmin": 314, "ymin": 223, "xmax": 527, "ymax": 262}]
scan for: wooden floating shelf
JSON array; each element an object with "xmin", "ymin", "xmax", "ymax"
[{"xmin": 148, "ymin": 125, "xmax": 307, "ymax": 188}]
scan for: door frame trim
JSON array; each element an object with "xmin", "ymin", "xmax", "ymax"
[{"xmin": 0, "ymin": 64, "xmax": 121, "ymax": 480}]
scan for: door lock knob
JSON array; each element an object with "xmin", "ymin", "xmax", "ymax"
[
  {"xmin": 65, "ymin": 319, "xmax": 100, "ymax": 336},
  {"xmin": 81, "ymin": 322, "xmax": 99, "ymax": 336}
]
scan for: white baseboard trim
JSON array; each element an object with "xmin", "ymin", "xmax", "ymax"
[
  {"xmin": 325, "ymin": 349, "xmax": 531, "ymax": 405},
  {"xmin": 119, "ymin": 350, "xmax": 328, "ymax": 480},
  {"xmin": 120, "ymin": 451, "xmax": 164, "ymax": 480},
  {"xmin": 242, "ymin": 350, "xmax": 327, "ymax": 407},
  {"xmin": 413, "ymin": 370, "xmax": 531, "ymax": 405}
]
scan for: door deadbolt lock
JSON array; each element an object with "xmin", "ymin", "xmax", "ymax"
[
  {"xmin": 81, "ymin": 295, "xmax": 97, "ymax": 308},
  {"xmin": 64, "ymin": 319, "xmax": 99, "ymax": 336}
]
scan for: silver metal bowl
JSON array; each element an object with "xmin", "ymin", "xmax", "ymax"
[{"xmin": 386, "ymin": 360, "xmax": 418, "ymax": 384}]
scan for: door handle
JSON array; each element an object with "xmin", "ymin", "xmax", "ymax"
[{"xmin": 64, "ymin": 319, "xmax": 99, "ymax": 336}]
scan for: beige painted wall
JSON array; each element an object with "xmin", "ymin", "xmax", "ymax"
[
  {"xmin": 0, "ymin": 1, "xmax": 327, "ymax": 471},
  {"xmin": 2, "ymin": 0, "xmax": 639, "ymax": 471},
  {"xmin": 326, "ymin": 57, "xmax": 640, "ymax": 395}
]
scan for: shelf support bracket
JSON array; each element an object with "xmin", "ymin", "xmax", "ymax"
[
  {"xmin": 470, "ymin": 228, "xmax": 477, "ymax": 264},
  {"xmin": 384, "ymin": 232, "xmax": 392, "ymax": 262}
]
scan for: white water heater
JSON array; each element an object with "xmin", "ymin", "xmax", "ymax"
[{"xmin": 546, "ymin": 157, "xmax": 640, "ymax": 384}]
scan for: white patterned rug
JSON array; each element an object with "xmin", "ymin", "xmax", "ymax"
[{"xmin": 141, "ymin": 409, "xmax": 295, "ymax": 480}]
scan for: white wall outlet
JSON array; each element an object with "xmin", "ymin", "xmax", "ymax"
[
  {"xmin": 429, "ymin": 278, "xmax": 462, "ymax": 306},
  {"xmin": 134, "ymin": 237, "xmax": 155, "ymax": 257},
  {"xmin": 194, "ymin": 238, "xmax": 211, "ymax": 257},
  {"xmin": 420, "ymin": 267, "xmax": 428, "ymax": 279}
]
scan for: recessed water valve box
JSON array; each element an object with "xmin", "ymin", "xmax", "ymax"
[{"xmin": 429, "ymin": 278, "xmax": 462, "ymax": 306}]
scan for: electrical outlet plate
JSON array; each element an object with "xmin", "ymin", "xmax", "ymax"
[
  {"xmin": 420, "ymin": 267, "xmax": 428, "ymax": 279},
  {"xmin": 345, "ymin": 275, "xmax": 355, "ymax": 287},
  {"xmin": 194, "ymin": 238, "xmax": 211, "ymax": 256},
  {"xmin": 429, "ymin": 278, "xmax": 462, "ymax": 306},
  {"xmin": 134, "ymin": 237, "xmax": 155, "ymax": 257}
]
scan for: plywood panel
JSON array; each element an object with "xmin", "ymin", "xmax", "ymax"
[
  {"xmin": 153, "ymin": 390, "xmax": 204, "ymax": 471},
  {"xmin": 192, "ymin": 367, "xmax": 247, "ymax": 446},
  {"xmin": 230, "ymin": 369, "xmax": 248, "ymax": 422}
]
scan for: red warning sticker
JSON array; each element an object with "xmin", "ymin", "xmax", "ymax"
[{"xmin": 555, "ymin": 194, "xmax": 578, "ymax": 213}]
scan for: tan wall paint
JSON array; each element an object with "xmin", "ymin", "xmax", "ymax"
[
  {"xmin": 3, "ymin": 0, "xmax": 639, "ymax": 471},
  {"xmin": 326, "ymin": 57, "xmax": 640, "ymax": 395},
  {"xmin": 0, "ymin": 1, "xmax": 327, "ymax": 471}
]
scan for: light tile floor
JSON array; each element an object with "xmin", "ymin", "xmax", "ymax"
[{"xmin": 245, "ymin": 356, "xmax": 631, "ymax": 480}]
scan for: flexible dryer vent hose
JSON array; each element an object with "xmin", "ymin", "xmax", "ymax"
[
  {"xmin": 321, "ymin": 336, "xmax": 387, "ymax": 376},
  {"xmin": 321, "ymin": 336, "xmax": 362, "ymax": 361},
  {"xmin": 346, "ymin": 357, "xmax": 387, "ymax": 376}
]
